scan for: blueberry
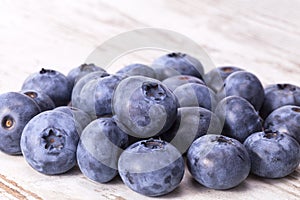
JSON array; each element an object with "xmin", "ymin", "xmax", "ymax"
[
  {"xmin": 77, "ymin": 117, "xmax": 129, "ymax": 183},
  {"xmin": 260, "ymin": 83, "xmax": 300, "ymax": 119},
  {"xmin": 187, "ymin": 135, "xmax": 250, "ymax": 190},
  {"xmin": 71, "ymin": 71, "xmax": 110, "ymax": 109},
  {"xmin": 0, "ymin": 92, "xmax": 41, "ymax": 155},
  {"xmin": 160, "ymin": 107, "xmax": 222, "ymax": 154},
  {"xmin": 21, "ymin": 68, "xmax": 72, "ymax": 106},
  {"xmin": 215, "ymin": 96, "xmax": 262, "ymax": 142},
  {"xmin": 116, "ymin": 63, "xmax": 156, "ymax": 78},
  {"xmin": 67, "ymin": 63, "xmax": 106, "ymax": 89},
  {"xmin": 118, "ymin": 138, "xmax": 185, "ymax": 196},
  {"xmin": 162, "ymin": 75, "xmax": 206, "ymax": 91},
  {"xmin": 21, "ymin": 89, "xmax": 55, "ymax": 111},
  {"xmin": 112, "ymin": 76, "xmax": 178, "ymax": 138},
  {"xmin": 218, "ymin": 71, "xmax": 264, "ymax": 110},
  {"xmin": 20, "ymin": 110, "xmax": 80, "ymax": 175},
  {"xmin": 151, "ymin": 52, "xmax": 204, "ymax": 80},
  {"xmin": 264, "ymin": 105, "xmax": 300, "ymax": 143},
  {"xmin": 244, "ymin": 130, "xmax": 300, "ymax": 178},
  {"xmin": 73, "ymin": 74, "xmax": 125, "ymax": 119},
  {"xmin": 173, "ymin": 83, "xmax": 217, "ymax": 111},
  {"xmin": 54, "ymin": 106, "xmax": 92, "ymax": 134},
  {"xmin": 204, "ymin": 66, "xmax": 244, "ymax": 92}
]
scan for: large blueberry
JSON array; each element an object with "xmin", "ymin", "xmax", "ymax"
[
  {"xmin": 77, "ymin": 117, "xmax": 128, "ymax": 183},
  {"xmin": 218, "ymin": 71, "xmax": 264, "ymax": 110},
  {"xmin": 0, "ymin": 92, "xmax": 41, "ymax": 155},
  {"xmin": 260, "ymin": 83, "xmax": 300, "ymax": 119},
  {"xmin": 21, "ymin": 89, "xmax": 55, "ymax": 112},
  {"xmin": 151, "ymin": 52, "xmax": 204, "ymax": 80},
  {"xmin": 173, "ymin": 83, "xmax": 217, "ymax": 111},
  {"xmin": 215, "ymin": 96, "xmax": 262, "ymax": 142},
  {"xmin": 21, "ymin": 68, "xmax": 72, "ymax": 106},
  {"xmin": 244, "ymin": 130, "xmax": 300, "ymax": 178},
  {"xmin": 116, "ymin": 63, "xmax": 156, "ymax": 78},
  {"xmin": 73, "ymin": 74, "xmax": 124, "ymax": 119},
  {"xmin": 118, "ymin": 138, "xmax": 185, "ymax": 197},
  {"xmin": 187, "ymin": 135, "xmax": 250, "ymax": 190},
  {"xmin": 204, "ymin": 66, "xmax": 244, "ymax": 92},
  {"xmin": 112, "ymin": 76, "xmax": 178, "ymax": 138},
  {"xmin": 162, "ymin": 75, "xmax": 205, "ymax": 92},
  {"xmin": 67, "ymin": 63, "xmax": 106, "ymax": 89},
  {"xmin": 264, "ymin": 105, "xmax": 300, "ymax": 143},
  {"xmin": 20, "ymin": 110, "xmax": 80, "ymax": 175},
  {"xmin": 160, "ymin": 107, "xmax": 222, "ymax": 154}
]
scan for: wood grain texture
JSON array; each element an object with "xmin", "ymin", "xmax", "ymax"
[{"xmin": 0, "ymin": 0, "xmax": 299, "ymax": 199}]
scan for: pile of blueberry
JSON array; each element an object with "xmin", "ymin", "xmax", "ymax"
[{"xmin": 0, "ymin": 53, "xmax": 300, "ymax": 197}]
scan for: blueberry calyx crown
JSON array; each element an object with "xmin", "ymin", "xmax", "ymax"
[
  {"xmin": 1, "ymin": 115, "xmax": 14, "ymax": 130},
  {"xmin": 276, "ymin": 83, "xmax": 296, "ymax": 91},
  {"xmin": 263, "ymin": 130, "xmax": 283, "ymax": 140},
  {"xmin": 167, "ymin": 52, "xmax": 186, "ymax": 58},
  {"xmin": 141, "ymin": 139, "xmax": 166, "ymax": 150},
  {"xmin": 213, "ymin": 136, "xmax": 235, "ymax": 145},
  {"xmin": 42, "ymin": 128, "xmax": 65, "ymax": 151},
  {"xmin": 142, "ymin": 82, "xmax": 166, "ymax": 101},
  {"xmin": 79, "ymin": 63, "xmax": 95, "ymax": 70},
  {"xmin": 40, "ymin": 68, "xmax": 56, "ymax": 74}
]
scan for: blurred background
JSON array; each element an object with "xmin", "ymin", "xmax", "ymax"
[{"xmin": 0, "ymin": 0, "xmax": 300, "ymax": 93}]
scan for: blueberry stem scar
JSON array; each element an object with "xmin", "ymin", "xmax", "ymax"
[
  {"xmin": 2, "ymin": 116, "xmax": 14, "ymax": 129},
  {"xmin": 292, "ymin": 107, "xmax": 300, "ymax": 112},
  {"xmin": 24, "ymin": 91, "xmax": 37, "ymax": 98}
]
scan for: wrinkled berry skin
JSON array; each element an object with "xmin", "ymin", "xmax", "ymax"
[
  {"xmin": 73, "ymin": 74, "xmax": 124, "ymax": 119},
  {"xmin": 118, "ymin": 139, "xmax": 185, "ymax": 197},
  {"xmin": 67, "ymin": 63, "xmax": 106, "ymax": 89},
  {"xmin": 20, "ymin": 111, "xmax": 80, "ymax": 175},
  {"xmin": 71, "ymin": 71, "xmax": 110, "ymax": 108},
  {"xmin": 21, "ymin": 90, "xmax": 55, "ymax": 112},
  {"xmin": 151, "ymin": 52, "xmax": 204, "ymax": 80},
  {"xmin": 162, "ymin": 75, "xmax": 205, "ymax": 91},
  {"xmin": 116, "ymin": 63, "xmax": 156, "ymax": 79},
  {"xmin": 173, "ymin": 83, "xmax": 217, "ymax": 111},
  {"xmin": 218, "ymin": 71, "xmax": 264, "ymax": 110},
  {"xmin": 260, "ymin": 83, "xmax": 300, "ymax": 119},
  {"xmin": 204, "ymin": 66, "xmax": 244, "ymax": 92},
  {"xmin": 160, "ymin": 107, "xmax": 222, "ymax": 154},
  {"xmin": 244, "ymin": 131, "xmax": 300, "ymax": 178},
  {"xmin": 215, "ymin": 96, "xmax": 262, "ymax": 142},
  {"xmin": 187, "ymin": 135, "xmax": 250, "ymax": 190},
  {"xmin": 112, "ymin": 76, "xmax": 178, "ymax": 138},
  {"xmin": 264, "ymin": 105, "xmax": 300, "ymax": 143},
  {"xmin": 22, "ymin": 68, "xmax": 72, "ymax": 106},
  {"xmin": 77, "ymin": 117, "xmax": 128, "ymax": 183},
  {"xmin": 0, "ymin": 92, "xmax": 41, "ymax": 155}
]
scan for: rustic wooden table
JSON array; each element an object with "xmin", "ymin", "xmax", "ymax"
[{"xmin": 0, "ymin": 0, "xmax": 299, "ymax": 199}]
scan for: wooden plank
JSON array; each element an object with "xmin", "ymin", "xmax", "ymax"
[{"xmin": 0, "ymin": 0, "xmax": 299, "ymax": 199}]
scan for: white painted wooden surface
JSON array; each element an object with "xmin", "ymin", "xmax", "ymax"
[{"xmin": 0, "ymin": 0, "xmax": 299, "ymax": 199}]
